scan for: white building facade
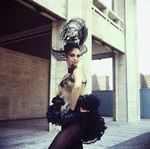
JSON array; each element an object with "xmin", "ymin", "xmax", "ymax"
[{"xmin": 0, "ymin": 0, "xmax": 140, "ymax": 126}]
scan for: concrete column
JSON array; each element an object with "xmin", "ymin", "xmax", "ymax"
[
  {"xmin": 113, "ymin": 0, "xmax": 140, "ymax": 122},
  {"xmin": 67, "ymin": 0, "xmax": 93, "ymax": 94},
  {"xmin": 113, "ymin": 53, "xmax": 127, "ymax": 122},
  {"xmin": 49, "ymin": 0, "xmax": 93, "ymax": 131},
  {"xmin": 49, "ymin": 20, "xmax": 66, "ymax": 132},
  {"xmin": 125, "ymin": 0, "xmax": 140, "ymax": 122},
  {"xmin": 67, "ymin": 0, "xmax": 82, "ymax": 20},
  {"xmin": 81, "ymin": 0, "xmax": 93, "ymax": 94}
]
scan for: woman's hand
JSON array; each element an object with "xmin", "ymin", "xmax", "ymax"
[{"xmin": 80, "ymin": 107, "xmax": 89, "ymax": 113}]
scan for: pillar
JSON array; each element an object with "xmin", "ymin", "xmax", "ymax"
[
  {"xmin": 67, "ymin": 0, "xmax": 93, "ymax": 94},
  {"xmin": 112, "ymin": 0, "xmax": 140, "ymax": 122},
  {"xmin": 113, "ymin": 53, "xmax": 127, "ymax": 121},
  {"xmin": 49, "ymin": 0, "xmax": 93, "ymax": 131},
  {"xmin": 49, "ymin": 20, "xmax": 66, "ymax": 132}
]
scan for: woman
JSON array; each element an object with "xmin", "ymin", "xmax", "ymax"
[{"xmin": 47, "ymin": 18, "xmax": 107, "ymax": 149}]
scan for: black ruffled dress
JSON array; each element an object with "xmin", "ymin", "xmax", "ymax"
[{"xmin": 47, "ymin": 73, "xmax": 107, "ymax": 144}]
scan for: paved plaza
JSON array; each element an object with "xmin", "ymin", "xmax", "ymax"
[{"xmin": 0, "ymin": 117, "xmax": 150, "ymax": 149}]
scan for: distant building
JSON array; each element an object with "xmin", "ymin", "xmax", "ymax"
[
  {"xmin": 92, "ymin": 74, "xmax": 109, "ymax": 91},
  {"xmin": 140, "ymin": 74, "xmax": 150, "ymax": 89}
]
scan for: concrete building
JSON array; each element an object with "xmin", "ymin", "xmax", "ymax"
[
  {"xmin": 140, "ymin": 74, "xmax": 150, "ymax": 89},
  {"xmin": 92, "ymin": 74, "xmax": 109, "ymax": 91},
  {"xmin": 0, "ymin": 0, "xmax": 140, "ymax": 127}
]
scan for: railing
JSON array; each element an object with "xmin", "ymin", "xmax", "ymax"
[{"xmin": 92, "ymin": 0, "xmax": 123, "ymax": 32}]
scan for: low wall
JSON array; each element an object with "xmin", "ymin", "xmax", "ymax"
[
  {"xmin": 140, "ymin": 89, "xmax": 150, "ymax": 119},
  {"xmin": 92, "ymin": 90, "xmax": 113, "ymax": 117},
  {"xmin": 93, "ymin": 89, "xmax": 150, "ymax": 119}
]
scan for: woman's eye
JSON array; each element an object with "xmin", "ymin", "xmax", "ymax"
[{"xmin": 69, "ymin": 54, "xmax": 80, "ymax": 58}]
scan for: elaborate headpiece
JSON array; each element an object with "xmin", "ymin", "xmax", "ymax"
[{"xmin": 51, "ymin": 18, "xmax": 88, "ymax": 61}]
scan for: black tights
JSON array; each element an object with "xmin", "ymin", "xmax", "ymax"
[{"xmin": 48, "ymin": 122, "xmax": 84, "ymax": 149}]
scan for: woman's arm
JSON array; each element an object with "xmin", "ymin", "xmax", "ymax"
[{"xmin": 69, "ymin": 68, "xmax": 83, "ymax": 110}]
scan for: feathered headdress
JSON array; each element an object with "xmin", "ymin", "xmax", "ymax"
[{"xmin": 51, "ymin": 18, "xmax": 88, "ymax": 61}]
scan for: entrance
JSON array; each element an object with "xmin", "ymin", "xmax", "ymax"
[{"xmin": 0, "ymin": 0, "xmax": 52, "ymax": 120}]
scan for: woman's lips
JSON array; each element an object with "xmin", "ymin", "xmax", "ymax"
[{"xmin": 72, "ymin": 62, "xmax": 77, "ymax": 66}]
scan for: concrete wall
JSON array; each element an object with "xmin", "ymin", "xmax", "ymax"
[
  {"xmin": 0, "ymin": 47, "xmax": 49, "ymax": 120},
  {"xmin": 81, "ymin": 0, "xmax": 93, "ymax": 94},
  {"xmin": 33, "ymin": 0, "xmax": 67, "ymax": 19},
  {"xmin": 8, "ymin": 0, "xmax": 140, "ymax": 123},
  {"xmin": 50, "ymin": 20, "xmax": 67, "ymax": 102},
  {"xmin": 92, "ymin": 5, "xmax": 124, "ymax": 52}
]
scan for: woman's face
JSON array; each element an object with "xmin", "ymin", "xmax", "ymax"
[{"xmin": 66, "ymin": 48, "xmax": 81, "ymax": 68}]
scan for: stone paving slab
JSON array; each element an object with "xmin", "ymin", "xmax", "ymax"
[{"xmin": 0, "ymin": 117, "xmax": 150, "ymax": 149}]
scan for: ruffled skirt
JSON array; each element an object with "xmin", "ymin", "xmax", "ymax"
[{"xmin": 46, "ymin": 94, "xmax": 107, "ymax": 144}]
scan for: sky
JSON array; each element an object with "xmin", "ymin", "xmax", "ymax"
[
  {"xmin": 92, "ymin": 0, "xmax": 150, "ymax": 89},
  {"xmin": 137, "ymin": 0, "xmax": 150, "ymax": 75}
]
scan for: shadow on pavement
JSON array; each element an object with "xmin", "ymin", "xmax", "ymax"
[
  {"xmin": 0, "ymin": 118, "xmax": 49, "ymax": 149},
  {"xmin": 109, "ymin": 132, "xmax": 150, "ymax": 149}
]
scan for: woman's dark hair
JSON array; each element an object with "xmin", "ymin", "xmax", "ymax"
[{"xmin": 64, "ymin": 43, "xmax": 80, "ymax": 55}]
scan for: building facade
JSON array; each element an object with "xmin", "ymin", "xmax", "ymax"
[
  {"xmin": 140, "ymin": 74, "xmax": 150, "ymax": 89},
  {"xmin": 92, "ymin": 74, "xmax": 109, "ymax": 91},
  {"xmin": 0, "ymin": 0, "xmax": 140, "ymax": 125}
]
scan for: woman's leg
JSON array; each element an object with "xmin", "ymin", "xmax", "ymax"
[
  {"xmin": 68, "ymin": 138, "xmax": 83, "ymax": 149},
  {"xmin": 48, "ymin": 122, "xmax": 84, "ymax": 149}
]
